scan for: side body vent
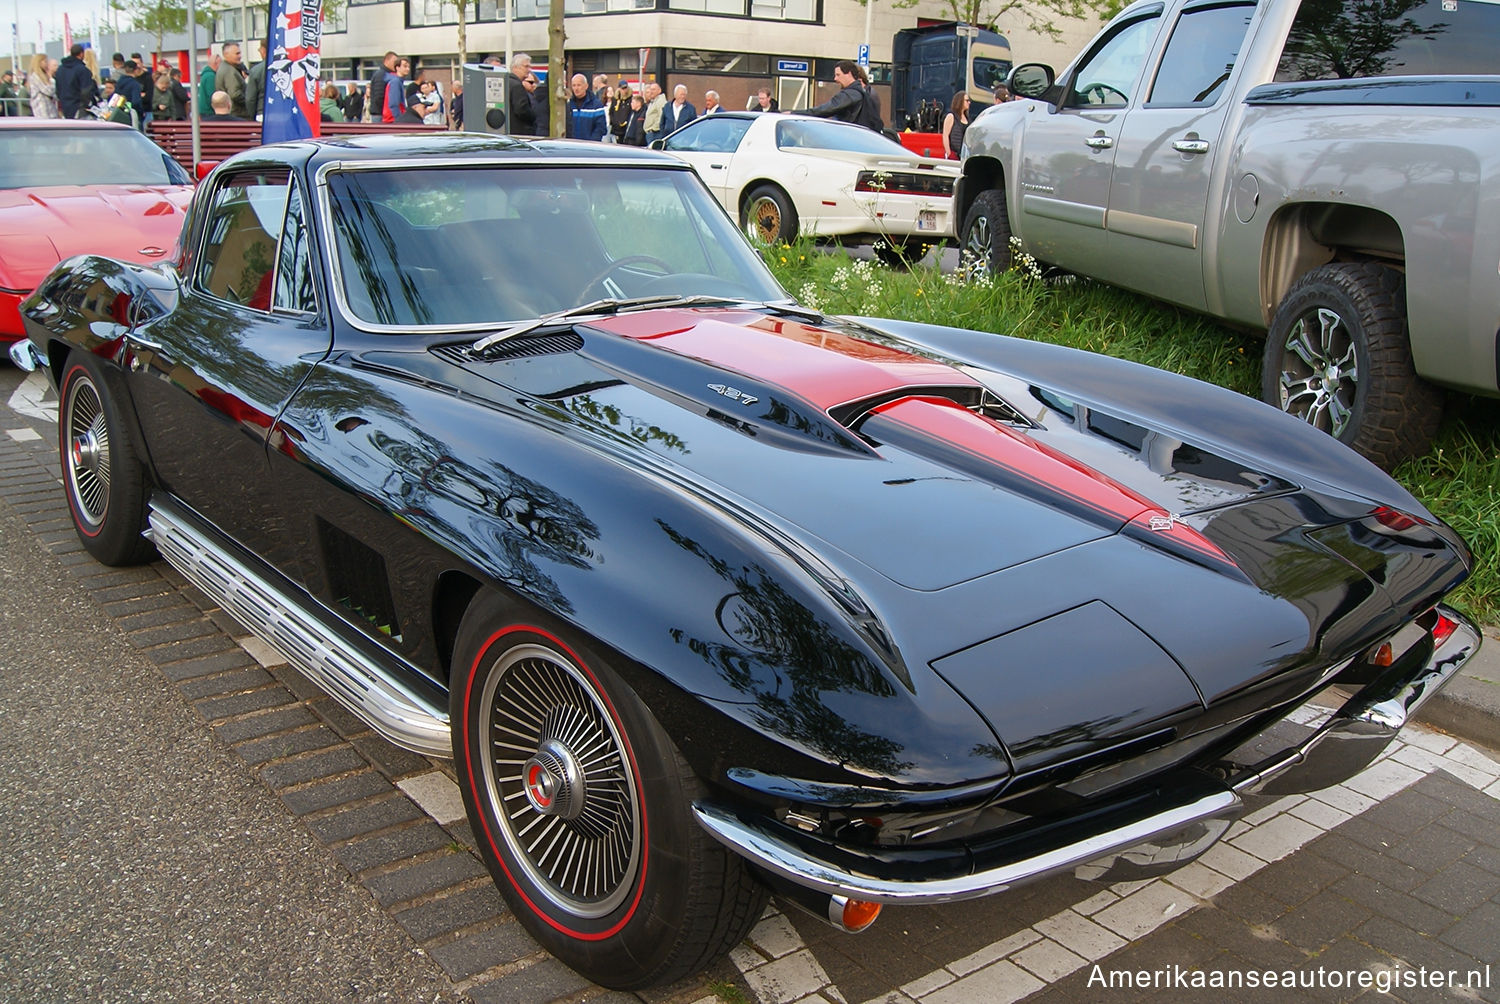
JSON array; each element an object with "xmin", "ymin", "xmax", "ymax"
[{"xmin": 318, "ymin": 518, "xmax": 403, "ymax": 641}]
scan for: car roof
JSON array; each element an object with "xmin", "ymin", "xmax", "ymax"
[{"xmin": 0, "ymin": 119, "xmax": 136, "ymax": 132}]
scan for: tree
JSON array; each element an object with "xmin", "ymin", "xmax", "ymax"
[
  {"xmin": 125, "ymin": 0, "xmax": 220, "ymax": 59},
  {"xmin": 547, "ymin": 0, "xmax": 565, "ymax": 137},
  {"xmin": 883, "ymin": 0, "xmax": 1123, "ymax": 41}
]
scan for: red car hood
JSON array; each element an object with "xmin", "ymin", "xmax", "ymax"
[{"xmin": 0, "ymin": 184, "xmax": 193, "ymax": 289}]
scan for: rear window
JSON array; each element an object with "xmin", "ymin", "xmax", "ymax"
[
  {"xmin": 774, "ymin": 118, "xmax": 906, "ymax": 154},
  {"xmin": 1275, "ymin": 0, "xmax": 1500, "ymax": 79}
]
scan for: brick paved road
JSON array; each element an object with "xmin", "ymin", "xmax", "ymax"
[{"xmin": 4, "ymin": 364, "xmax": 1496, "ymax": 1004}]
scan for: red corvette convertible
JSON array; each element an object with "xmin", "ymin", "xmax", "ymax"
[{"xmin": 0, "ymin": 119, "xmax": 193, "ymax": 342}]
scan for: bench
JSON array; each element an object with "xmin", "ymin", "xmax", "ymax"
[{"xmin": 147, "ymin": 120, "xmax": 448, "ymax": 172}]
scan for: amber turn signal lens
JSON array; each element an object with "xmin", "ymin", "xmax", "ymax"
[
  {"xmin": 1371, "ymin": 642, "xmax": 1394, "ymax": 667},
  {"xmin": 841, "ymin": 898, "xmax": 882, "ymax": 932}
]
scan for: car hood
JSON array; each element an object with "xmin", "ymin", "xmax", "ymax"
[
  {"xmin": 420, "ymin": 307, "xmax": 1441, "ymax": 599},
  {"xmin": 394, "ymin": 305, "xmax": 1467, "ymax": 786},
  {"xmin": 0, "ymin": 185, "xmax": 193, "ymax": 289}
]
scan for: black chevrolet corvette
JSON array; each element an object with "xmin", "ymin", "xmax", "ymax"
[{"xmin": 15, "ymin": 135, "xmax": 1479, "ymax": 989}]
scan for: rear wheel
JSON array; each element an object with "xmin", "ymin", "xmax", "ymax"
[
  {"xmin": 743, "ymin": 185, "xmax": 798, "ymax": 246},
  {"xmin": 1262, "ymin": 262, "xmax": 1442, "ymax": 469},
  {"xmin": 59, "ymin": 353, "xmax": 155, "ymax": 566},
  {"xmin": 450, "ymin": 592, "xmax": 767, "ymax": 989},
  {"xmin": 959, "ymin": 188, "xmax": 1012, "ymax": 279}
]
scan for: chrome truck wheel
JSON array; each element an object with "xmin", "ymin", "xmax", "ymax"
[{"xmin": 1262, "ymin": 262, "xmax": 1441, "ymax": 470}]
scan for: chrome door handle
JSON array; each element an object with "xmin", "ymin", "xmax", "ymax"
[
  {"xmin": 1085, "ymin": 135, "xmax": 1114, "ymax": 150},
  {"xmin": 1173, "ymin": 139, "xmax": 1210, "ymax": 154}
]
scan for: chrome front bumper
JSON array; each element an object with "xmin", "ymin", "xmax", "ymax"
[
  {"xmin": 9, "ymin": 339, "xmax": 42, "ymax": 372},
  {"xmin": 694, "ymin": 605, "xmax": 1480, "ymax": 906}
]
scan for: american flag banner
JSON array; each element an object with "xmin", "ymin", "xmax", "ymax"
[{"xmin": 262, "ymin": 0, "xmax": 322, "ymax": 143}]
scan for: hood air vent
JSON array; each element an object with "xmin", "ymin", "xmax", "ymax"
[{"xmin": 431, "ymin": 331, "xmax": 584, "ymax": 365}]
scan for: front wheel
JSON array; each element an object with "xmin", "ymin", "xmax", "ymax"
[
  {"xmin": 742, "ymin": 185, "xmax": 798, "ymax": 246},
  {"xmin": 958, "ymin": 188, "xmax": 1013, "ymax": 279},
  {"xmin": 59, "ymin": 353, "xmax": 155, "ymax": 566},
  {"xmin": 450, "ymin": 593, "xmax": 766, "ymax": 988},
  {"xmin": 1261, "ymin": 262, "xmax": 1442, "ymax": 469}
]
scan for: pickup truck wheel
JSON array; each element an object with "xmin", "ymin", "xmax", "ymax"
[
  {"xmin": 451, "ymin": 593, "xmax": 767, "ymax": 989},
  {"xmin": 743, "ymin": 185, "xmax": 798, "ymax": 245},
  {"xmin": 59, "ymin": 354, "xmax": 156, "ymax": 566},
  {"xmin": 1262, "ymin": 263, "xmax": 1442, "ymax": 469},
  {"xmin": 959, "ymin": 189, "xmax": 1012, "ymax": 279}
]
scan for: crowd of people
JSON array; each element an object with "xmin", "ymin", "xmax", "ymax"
[{"xmin": 1, "ymin": 43, "xmax": 1003, "ymax": 144}]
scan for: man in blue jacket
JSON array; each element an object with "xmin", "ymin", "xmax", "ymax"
[
  {"xmin": 56, "ymin": 43, "xmax": 99, "ymax": 119},
  {"xmin": 662, "ymin": 84, "xmax": 696, "ymax": 136},
  {"xmin": 564, "ymin": 73, "xmax": 606, "ymax": 141}
]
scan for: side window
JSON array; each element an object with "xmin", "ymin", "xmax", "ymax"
[
  {"xmin": 1148, "ymin": 3, "xmax": 1256, "ymax": 106},
  {"xmin": 196, "ymin": 168, "xmax": 290, "ymax": 310},
  {"xmin": 663, "ymin": 117, "xmax": 752, "ymax": 153},
  {"xmin": 273, "ymin": 185, "xmax": 317, "ymax": 314},
  {"xmin": 1065, "ymin": 15, "xmax": 1161, "ymax": 109},
  {"xmin": 1276, "ymin": 0, "xmax": 1498, "ymax": 80}
]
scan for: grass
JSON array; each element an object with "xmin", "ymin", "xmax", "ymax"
[{"xmin": 761, "ymin": 238, "xmax": 1499, "ymax": 625}]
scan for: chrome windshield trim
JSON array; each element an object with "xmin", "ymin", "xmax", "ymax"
[{"xmin": 311, "ymin": 156, "xmax": 706, "ymax": 337}]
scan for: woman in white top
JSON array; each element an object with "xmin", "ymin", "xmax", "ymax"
[{"xmin": 28, "ymin": 54, "xmax": 60, "ymax": 119}]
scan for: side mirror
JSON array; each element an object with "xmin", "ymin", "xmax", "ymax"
[
  {"xmin": 649, "ymin": 139, "xmax": 665, "ymax": 150},
  {"xmin": 1008, "ymin": 64, "xmax": 1057, "ymax": 102}
]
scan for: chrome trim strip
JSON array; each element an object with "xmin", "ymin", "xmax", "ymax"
[
  {"xmin": 146, "ymin": 501, "xmax": 451, "ymax": 756},
  {"xmin": 1107, "ymin": 209, "xmax": 1199, "ymax": 249},
  {"xmin": 1020, "ymin": 194, "xmax": 1107, "ymax": 230},
  {"xmin": 692, "ymin": 787, "xmax": 1241, "ymax": 905},
  {"xmin": 1231, "ymin": 605, "xmax": 1480, "ymax": 797}
]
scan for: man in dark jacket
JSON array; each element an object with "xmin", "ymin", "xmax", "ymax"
[
  {"xmin": 56, "ymin": 43, "xmax": 99, "ymax": 119},
  {"xmin": 245, "ymin": 41, "xmax": 266, "ymax": 119},
  {"xmin": 564, "ymin": 74, "xmax": 606, "ymax": 141},
  {"xmin": 805, "ymin": 60, "xmax": 868, "ymax": 127},
  {"xmin": 528, "ymin": 72, "xmax": 549, "ymax": 136},
  {"xmin": 506, "ymin": 53, "xmax": 536, "ymax": 136},
  {"xmin": 114, "ymin": 60, "xmax": 144, "ymax": 125},
  {"xmin": 368, "ymin": 51, "xmax": 396, "ymax": 122}
]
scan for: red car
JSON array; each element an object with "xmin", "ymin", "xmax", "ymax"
[{"xmin": 0, "ymin": 120, "xmax": 193, "ymax": 342}]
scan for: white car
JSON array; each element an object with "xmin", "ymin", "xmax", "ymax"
[{"xmin": 657, "ymin": 112, "xmax": 959, "ymax": 266}]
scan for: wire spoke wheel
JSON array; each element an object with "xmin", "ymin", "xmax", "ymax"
[
  {"xmin": 64, "ymin": 372, "xmax": 112, "ymax": 529},
  {"xmin": 479, "ymin": 643, "xmax": 641, "ymax": 918}
]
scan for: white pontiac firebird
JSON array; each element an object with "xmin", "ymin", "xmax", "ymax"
[{"xmin": 656, "ymin": 112, "xmax": 960, "ymax": 266}]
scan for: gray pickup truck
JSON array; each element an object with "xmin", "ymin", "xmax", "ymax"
[{"xmin": 956, "ymin": 0, "xmax": 1499, "ymax": 468}]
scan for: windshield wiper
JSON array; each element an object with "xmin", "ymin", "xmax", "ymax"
[{"xmin": 469, "ymin": 294, "xmax": 748, "ymax": 356}]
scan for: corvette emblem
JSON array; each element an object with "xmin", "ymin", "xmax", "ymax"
[
  {"xmin": 1148, "ymin": 513, "xmax": 1184, "ymax": 532},
  {"xmin": 708, "ymin": 383, "xmax": 759, "ymax": 406}
]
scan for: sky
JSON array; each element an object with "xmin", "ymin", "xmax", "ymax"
[{"xmin": 10, "ymin": 0, "xmax": 125, "ymax": 51}]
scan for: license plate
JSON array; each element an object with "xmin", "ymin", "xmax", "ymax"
[{"xmin": 917, "ymin": 211, "xmax": 937, "ymax": 232}]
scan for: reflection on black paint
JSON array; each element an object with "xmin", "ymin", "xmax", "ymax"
[{"xmin": 658, "ymin": 520, "xmax": 913, "ymax": 778}]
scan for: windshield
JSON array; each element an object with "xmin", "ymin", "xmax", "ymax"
[
  {"xmin": 0, "ymin": 127, "xmax": 191, "ymax": 189},
  {"xmin": 774, "ymin": 118, "xmax": 910, "ymax": 155},
  {"xmin": 327, "ymin": 164, "xmax": 786, "ymax": 329}
]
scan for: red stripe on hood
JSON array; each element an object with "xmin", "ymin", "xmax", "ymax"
[{"xmin": 588, "ymin": 309, "xmax": 979, "ymax": 411}]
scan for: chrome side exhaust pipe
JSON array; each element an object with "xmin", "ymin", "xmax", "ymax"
[{"xmin": 754, "ymin": 869, "xmax": 882, "ymax": 933}]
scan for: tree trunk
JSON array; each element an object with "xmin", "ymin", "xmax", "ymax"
[
  {"xmin": 547, "ymin": 0, "xmax": 564, "ymax": 137},
  {"xmin": 458, "ymin": 0, "xmax": 468, "ymax": 68}
]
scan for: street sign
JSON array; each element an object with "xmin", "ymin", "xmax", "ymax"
[
  {"xmin": 857, "ymin": 43, "xmax": 869, "ymax": 68},
  {"xmin": 777, "ymin": 59, "xmax": 809, "ymax": 74},
  {"xmin": 639, "ymin": 47, "xmax": 651, "ymax": 73}
]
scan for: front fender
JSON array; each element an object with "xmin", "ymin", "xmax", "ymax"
[{"xmin": 279, "ymin": 354, "xmax": 1008, "ymax": 795}]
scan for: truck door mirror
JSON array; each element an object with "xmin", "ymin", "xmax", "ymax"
[{"xmin": 1008, "ymin": 64, "xmax": 1055, "ymax": 101}]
